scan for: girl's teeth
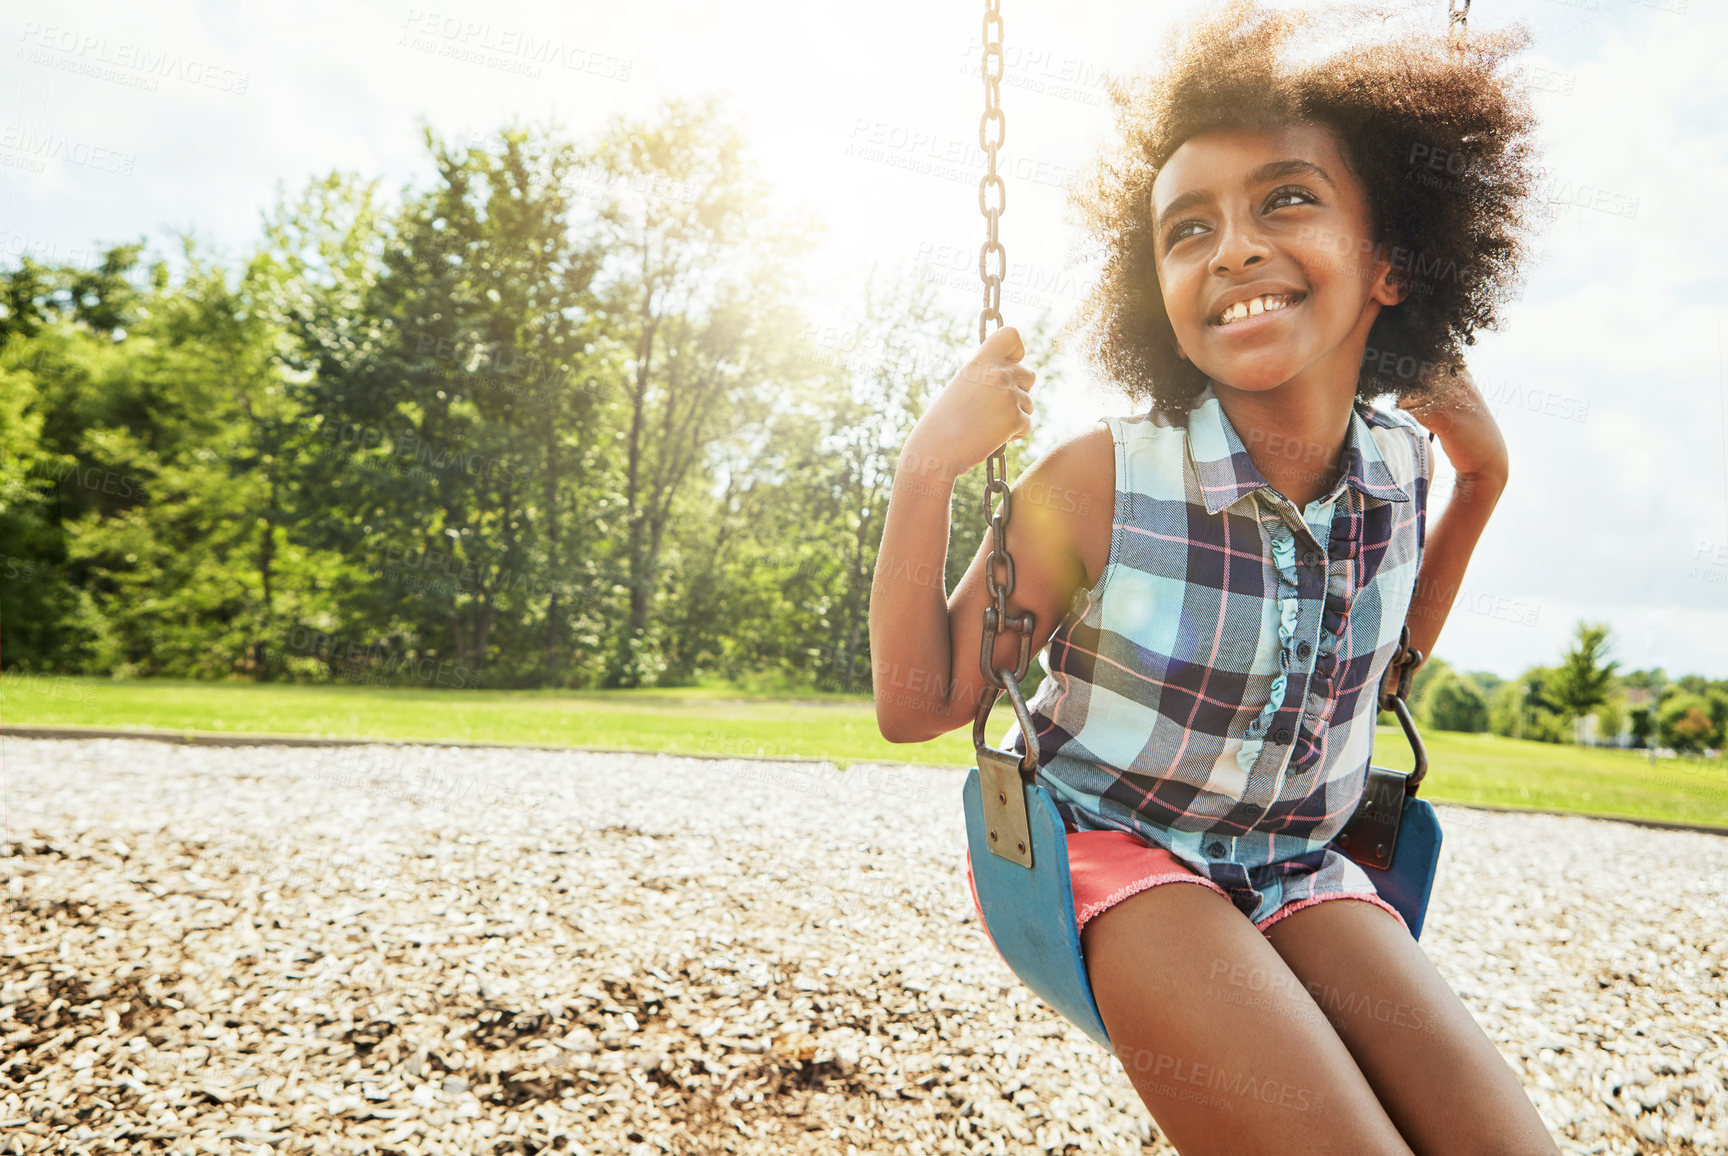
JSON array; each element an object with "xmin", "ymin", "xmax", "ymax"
[{"xmin": 1217, "ymin": 294, "xmax": 1298, "ymax": 325}]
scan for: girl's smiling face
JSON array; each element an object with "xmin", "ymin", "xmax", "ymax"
[{"xmin": 1150, "ymin": 122, "xmax": 1406, "ymax": 396}]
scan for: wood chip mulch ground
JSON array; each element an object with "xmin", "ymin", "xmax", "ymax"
[{"xmin": 2, "ymin": 737, "xmax": 1724, "ymax": 1154}]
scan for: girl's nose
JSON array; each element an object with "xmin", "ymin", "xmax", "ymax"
[{"xmin": 1210, "ymin": 211, "xmax": 1274, "ymax": 274}]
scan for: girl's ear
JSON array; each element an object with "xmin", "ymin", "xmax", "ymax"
[{"xmin": 1371, "ymin": 242, "xmax": 1411, "ymax": 308}]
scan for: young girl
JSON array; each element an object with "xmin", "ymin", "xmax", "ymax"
[{"xmin": 869, "ymin": 1, "xmax": 1559, "ymax": 1151}]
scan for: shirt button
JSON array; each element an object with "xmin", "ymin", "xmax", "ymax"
[
  {"xmin": 1302, "ymin": 550, "xmax": 1323, "ymax": 567},
  {"xmin": 1297, "ymin": 641, "xmax": 1313, "ymax": 660},
  {"xmin": 1274, "ymin": 727, "xmax": 1292, "ymax": 744},
  {"xmin": 1205, "ymin": 841, "xmax": 1227, "ymax": 859}
]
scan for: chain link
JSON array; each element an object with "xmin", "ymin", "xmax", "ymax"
[{"xmin": 1447, "ymin": 0, "xmax": 1470, "ymax": 49}]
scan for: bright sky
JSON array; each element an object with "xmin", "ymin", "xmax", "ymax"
[{"xmin": 1, "ymin": 0, "xmax": 1723, "ymax": 681}]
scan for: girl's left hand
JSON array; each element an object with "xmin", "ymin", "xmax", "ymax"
[{"xmin": 1397, "ymin": 365, "xmax": 1509, "ymax": 485}]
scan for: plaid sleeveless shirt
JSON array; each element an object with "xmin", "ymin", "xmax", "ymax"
[{"xmin": 1007, "ymin": 383, "xmax": 1435, "ymax": 921}]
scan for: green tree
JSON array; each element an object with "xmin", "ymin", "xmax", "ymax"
[
  {"xmin": 1621, "ymin": 667, "xmax": 1666, "ymax": 691},
  {"xmin": 1547, "ymin": 620, "xmax": 1618, "ymax": 727},
  {"xmin": 1463, "ymin": 669, "xmax": 1504, "ymax": 698},
  {"xmin": 1404, "ymin": 655, "xmax": 1452, "ymax": 717},
  {"xmin": 1657, "ymin": 693, "xmax": 1717, "ymax": 754},
  {"xmin": 2, "ymin": 235, "xmax": 345, "ymax": 678},
  {"xmin": 273, "ymin": 124, "xmax": 606, "ymax": 684},
  {"xmin": 1706, "ymin": 689, "xmax": 1728, "ymax": 743},
  {"xmin": 584, "ymin": 95, "xmax": 821, "ymax": 687},
  {"xmin": 1628, "ymin": 706, "xmax": 1654, "ymax": 748},
  {"xmin": 1422, "ymin": 668, "xmax": 1490, "ymax": 732},
  {"xmin": 1488, "ymin": 666, "xmax": 1568, "ymax": 743},
  {"xmin": 73, "ymin": 239, "xmax": 317, "ymax": 676},
  {"xmin": 0, "ymin": 330, "xmax": 74, "ymax": 668}
]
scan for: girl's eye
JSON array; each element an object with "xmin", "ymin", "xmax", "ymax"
[
  {"xmin": 1267, "ymin": 186, "xmax": 1316, "ymax": 210},
  {"xmin": 1163, "ymin": 187, "xmax": 1316, "ymax": 248},
  {"xmin": 1166, "ymin": 220, "xmax": 1203, "ymax": 246}
]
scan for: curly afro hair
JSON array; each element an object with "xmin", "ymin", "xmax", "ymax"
[{"xmin": 1063, "ymin": 0, "xmax": 1551, "ymax": 415}]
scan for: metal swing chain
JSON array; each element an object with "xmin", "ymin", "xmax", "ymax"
[
  {"xmin": 1372, "ymin": 0, "xmax": 1468, "ymax": 780},
  {"xmin": 1379, "ymin": 0, "xmax": 1468, "ymax": 734},
  {"xmin": 972, "ymin": 0, "xmax": 1040, "ymax": 776}
]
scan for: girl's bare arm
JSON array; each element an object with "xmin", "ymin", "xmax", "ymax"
[
  {"xmin": 1404, "ymin": 467, "xmax": 1507, "ymax": 667},
  {"xmin": 869, "ymin": 327, "xmax": 1111, "ymax": 743},
  {"xmin": 1396, "ymin": 368, "xmax": 1511, "ymax": 674},
  {"xmin": 871, "ymin": 431, "xmax": 1111, "ymax": 742}
]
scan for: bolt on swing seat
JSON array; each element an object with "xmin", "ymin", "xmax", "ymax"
[{"xmin": 962, "ymin": 634, "xmax": 1443, "ymax": 1051}]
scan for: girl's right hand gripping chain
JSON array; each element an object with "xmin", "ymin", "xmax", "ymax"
[
  {"xmin": 903, "ymin": 325, "xmax": 1037, "ymax": 478},
  {"xmin": 872, "ymin": 325, "xmax": 1039, "ymax": 742}
]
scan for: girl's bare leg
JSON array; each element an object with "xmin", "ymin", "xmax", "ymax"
[
  {"xmin": 1264, "ymin": 899, "xmax": 1562, "ymax": 1155},
  {"xmin": 1080, "ymin": 882, "xmax": 1413, "ymax": 1154}
]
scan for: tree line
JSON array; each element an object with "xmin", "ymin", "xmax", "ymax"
[
  {"xmin": 0, "ymin": 97, "xmax": 1052, "ymax": 692},
  {"xmin": 0, "ymin": 97, "xmax": 1719, "ymax": 747},
  {"xmin": 1402, "ymin": 621, "xmax": 1727, "ymax": 754}
]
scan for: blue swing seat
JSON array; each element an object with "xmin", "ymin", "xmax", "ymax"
[
  {"xmin": 963, "ymin": 714, "xmax": 1442, "ymax": 1050},
  {"xmin": 963, "ymin": 764, "xmax": 1114, "ymax": 1049}
]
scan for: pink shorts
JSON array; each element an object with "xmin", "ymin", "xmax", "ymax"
[{"xmin": 965, "ymin": 823, "xmax": 1406, "ymax": 956}]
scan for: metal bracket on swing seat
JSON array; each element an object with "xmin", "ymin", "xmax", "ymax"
[
  {"xmin": 975, "ymin": 673, "xmax": 1040, "ymax": 869},
  {"xmin": 978, "ymin": 744, "xmax": 1033, "ymax": 868},
  {"xmin": 1334, "ymin": 634, "xmax": 1429, "ymax": 873},
  {"xmin": 1332, "ymin": 763, "xmax": 1409, "ymax": 871}
]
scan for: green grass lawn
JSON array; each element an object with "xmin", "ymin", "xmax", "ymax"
[
  {"xmin": 0, "ymin": 674, "xmax": 973, "ymax": 766},
  {"xmin": 5, "ymin": 674, "xmax": 1726, "ymax": 830}
]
